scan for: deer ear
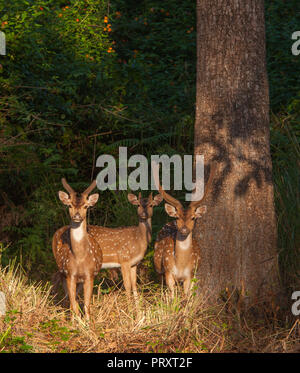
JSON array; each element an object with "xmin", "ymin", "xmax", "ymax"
[
  {"xmin": 58, "ymin": 191, "xmax": 71, "ymax": 205},
  {"xmin": 128, "ymin": 193, "xmax": 140, "ymax": 205},
  {"xmin": 164, "ymin": 203, "xmax": 178, "ymax": 218},
  {"xmin": 87, "ymin": 193, "xmax": 99, "ymax": 207},
  {"xmin": 153, "ymin": 194, "xmax": 163, "ymax": 206},
  {"xmin": 194, "ymin": 205, "xmax": 207, "ymax": 218}
]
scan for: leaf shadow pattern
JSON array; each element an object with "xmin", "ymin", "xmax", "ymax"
[{"xmin": 197, "ymin": 89, "xmax": 274, "ymax": 202}]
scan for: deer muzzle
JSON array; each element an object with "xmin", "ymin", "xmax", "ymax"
[
  {"xmin": 139, "ymin": 212, "xmax": 148, "ymax": 220},
  {"xmin": 72, "ymin": 213, "xmax": 83, "ymax": 223},
  {"xmin": 178, "ymin": 226, "xmax": 190, "ymax": 236}
]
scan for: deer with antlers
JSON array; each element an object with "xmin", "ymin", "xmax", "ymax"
[
  {"xmin": 88, "ymin": 192, "xmax": 162, "ymax": 298},
  {"xmin": 154, "ymin": 163, "xmax": 215, "ymax": 296},
  {"xmin": 52, "ymin": 179, "xmax": 102, "ymax": 321}
]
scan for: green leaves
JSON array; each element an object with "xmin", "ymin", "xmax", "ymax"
[{"xmin": 0, "ymin": 0, "xmax": 298, "ymax": 285}]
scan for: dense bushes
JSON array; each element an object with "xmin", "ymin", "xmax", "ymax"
[{"xmin": 0, "ymin": 0, "xmax": 299, "ymax": 287}]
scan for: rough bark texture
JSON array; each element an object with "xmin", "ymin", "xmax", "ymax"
[{"xmin": 194, "ymin": 0, "xmax": 280, "ymax": 304}]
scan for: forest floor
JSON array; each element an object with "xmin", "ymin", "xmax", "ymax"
[{"xmin": 0, "ymin": 263, "xmax": 299, "ymax": 353}]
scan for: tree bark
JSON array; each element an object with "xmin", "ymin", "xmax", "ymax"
[{"xmin": 194, "ymin": 0, "xmax": 280, "ymax": 305}]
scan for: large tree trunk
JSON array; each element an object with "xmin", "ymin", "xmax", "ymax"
[{"xmin": 194, "ymin": 0, "xmax": 280, "ymax": 305}]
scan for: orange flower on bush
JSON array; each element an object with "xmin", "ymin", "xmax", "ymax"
[
  {"xmin": 115, "ymin": 11, "xmax": 121, "ymax": 18},
  {"xmin": 104, "ymin": 16, "xmax": 108, "ymax": 23},
  {"xmin": 76, "ymin": 18, "xmax": 79, "ymax": 22},
  {"xmin": 58, "ymin": 13, "xmax": 62, "ymax": 17}
]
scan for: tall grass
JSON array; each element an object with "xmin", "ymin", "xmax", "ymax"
[
  {"xmin": 0, "ymin": 262, "xmax": 299, "ymax": 353},
  {"xmin": 270, "ymin": 113, "xmax": 300, "ymax": 291}
]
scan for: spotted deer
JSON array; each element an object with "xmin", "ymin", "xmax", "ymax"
[
  {"xmin": 154, "ymin": 164, "xmax": 215, "ymax": 296},
  {"xmin": 88, "ymin": 192, "xmax": 162, "ymax": 297},
  {"xmin": 52, "ymin": 178, "xmax": 102, "ymax": 321}
]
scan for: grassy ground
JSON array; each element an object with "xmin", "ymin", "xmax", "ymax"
[{"xmin": 0, "ymin": 262, "xmax": 299, "ymax": 353}]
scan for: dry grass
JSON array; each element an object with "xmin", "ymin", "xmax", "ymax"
[{"xmin": 0, "ymin": 262, "xmax": 299, "ymax": 353}]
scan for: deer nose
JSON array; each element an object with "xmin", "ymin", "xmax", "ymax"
[
  {"xmin": 72, "ymin": 213, "xmax": 82, "ymax": 221},
  {"xmin": 179, "ymin": 226, "xmax": 190, "ymax": 235},
  {"xmin": 140, "ymin": 212, "xmax": 147, "ymax": 219}
]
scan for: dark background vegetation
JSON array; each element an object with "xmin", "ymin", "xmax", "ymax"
[{"xmin": 0, "ymin": 0, "xmax": 299, "ymax": 294}]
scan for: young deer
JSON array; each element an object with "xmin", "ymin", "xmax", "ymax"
[
  {"xmin": 52, "ymin": 178, "xmax": 102, "ymax": 321},
  {"xmin": 154, "ymin": 165, "xmax": 215, "ymax": 296},
  {"xmin": 88, "ymin": 192, "xmax": 162, "ymax": 297}
]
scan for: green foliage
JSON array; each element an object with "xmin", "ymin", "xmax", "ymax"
[
  {"xmin": 0, "ymin": 0, "xmax": 298, "ymax": 291},
  {"xmin": 265, "ymin": 0, "xmax": 300, "ymax": 109},
  {"xmin": 109, "ymin": 0, "xmax": 196, "ymax": 148},
  {"xmin": 270, "ymin": 113, "xmax": 300, "ymax": 289},
  {"xmin": 38, "ymin": 318, "xmax": 78, "ymax": 350},
  {"xmin": 1, "ymin": 310, "xmax": 33, "ymax": 352},
  {"xmin": 0, "ymin": 328, "xmax": 33, "ymax": 353},
  {"xmin": 0, "ymin": 0, "xmax": 116, "ymax": 275}
]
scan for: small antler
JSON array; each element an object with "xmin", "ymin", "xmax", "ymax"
[
  {"xmin": 82, "ymin": 180, "xmax": 97, "ymax": 196},
  {"xmin": 61, "ymin": 178, "xmax": 75, "ymax": 195},
  {"xmin": 189, "ymin": 162, "xmax": 216, "ymax": 209},
  {"xmin": 154, "ymin": 171, "xmax": 183, "ymax": 210}
]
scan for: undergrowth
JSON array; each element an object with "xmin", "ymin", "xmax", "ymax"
[{"xmin": 0, "ymin": 262, "xmax": 299, "ymax": 353}]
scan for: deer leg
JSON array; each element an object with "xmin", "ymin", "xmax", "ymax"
[
  {"xmin": 76, "ymin": 282, "xmax": 83, "ymax": 299},
  {"xmin": 183, "ymin": 275, "xmax": 192, "ymax": 295},
  {"xmin": 165, "ymin": 271, "xmax": 175, "ymax": 297},
  {"xmin": 120, "ymin": 262, "xmax": 132, "ymax": 297},
  {"xmin": 109, "ymin": 268, "xmax": 119, "ymax": 282},
  {"xmin": 83, "ymin": 277, "xmax": 94, "ymax": 322},
  {"xmin": 66, "ymin": 276, "xmax": 79, "ymax": 320},
  {"xmin": 62, "ymin": 276, "xmax": 68, "ymax": 298},
  {"xmin": 130, "ymin": 265, "xmax": 138, "ymax": 298}
]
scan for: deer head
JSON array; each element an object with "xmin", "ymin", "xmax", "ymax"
[
  {"xmin": 127, "ymin": 192, "xmax": 163, "ymax": 221},
  {"xmin": 157, "ymin": 164, "xmax": 216, "ymax": 237},
  {"xmin": 58, "ymin": 178, "xmax": 99, "ymax": 223}
]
